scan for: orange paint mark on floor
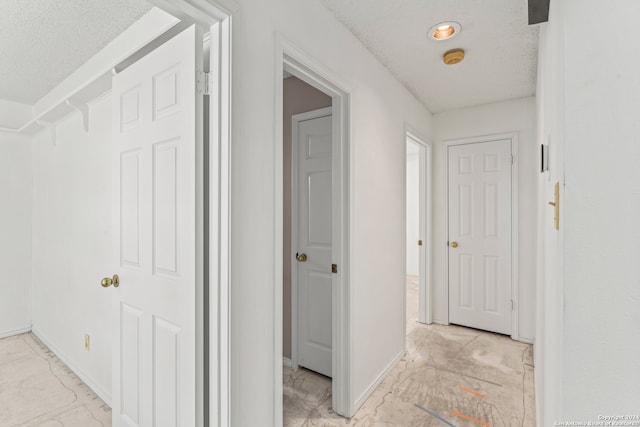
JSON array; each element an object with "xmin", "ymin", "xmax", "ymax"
[
  {"xmin": 459, "ymin": 386, "xmax": 486, "ymax": 398},
  {"xmin": 450, "ymin": 410, "xmax": 491, "ymax": 427}
]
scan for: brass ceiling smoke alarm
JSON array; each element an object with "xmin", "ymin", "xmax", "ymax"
[{"xmin": 443, "ymin": 48, "xmax": 465, "ymax": 65}]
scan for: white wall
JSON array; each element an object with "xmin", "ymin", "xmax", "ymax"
[
  {"xmin": 228, "ymin": 0, "xmax": 433, "ymax": 423},
  {"xmin": 31, "ymin": 96, "xmax": 112, "ymax": 403},
  {"xmin": 406, "ymin": 143, "xmax": 420, "ymax": 276},
  {"xmin": 0, "ymin": 133, "xmax": 32, "ymax": 338},
  {"xmin": 0, "ymin": 99, "xmax": 32, "ymax": 129},
  {"xmin": 534, "ymin": 1, "xmax": 565, "ymax": 423},
  {"xmin": 432, "ymin": 97, "xmax": 537, "ymax": 341},
  {"xmin": 537, "ymin": 0, "xmax": 640, "ymax": 423}
]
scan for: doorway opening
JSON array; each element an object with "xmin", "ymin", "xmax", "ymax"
[
  {"xmin": 0, "ymin": 1, "xmax": 233, "ymax": 426},
  {"xmin": 405, "ymin": 131, "xmax": 433, "ymax": 331},
  {"xmin": 275, "ymin": 40, "xmax": 352, "ymax": 424},
  {"xmin": 284, "ymin": 78, "xmax": 332, "ymax": 376}
]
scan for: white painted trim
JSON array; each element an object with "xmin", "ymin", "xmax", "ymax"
[
  {"xmin": 0, "ymin": 326, "xmax": 31, "ymax": 340},
  {"xmin": 290, "ymin": 106, "xmax": 333, "ymax": 372},
  {"xmin": 444, "ymin": 132, "xmax": 520, "ymax": 339},
  {"xmin": 405, "ymin": 127, "xmax": 433, "ymax": 326},
  {"xmin": 354, "ymin": 350, "xmax": 405, "ymax": 410},
  {"xmin": 150, "ymin": 3, "xmax": 234, "ymax": 426},
  {"xmin": 519, "ymin": 336, "xmax": 534, "ymax": 345},
  {"xmin": 195, "ymin": 25, "xmax": 206, "ymax": 427},
  {"xmin": 275, "ymin": 34, "xmax": 353, "ymax": 422},
  {"xmin": 31, "ymin": 327, "xmax": 112, "ymax": 406},
  {"xmin": 136, "ymin": 2, "xmax": 234, "ymax": 427},
  {"xmin": 187, "ymin": 8, "xmax": 233, "ymax": 427},
  {"xmin": 282, "ymin": 357, "xmax": 294, "ymax": 369},
  {"xmin": 149, "ymin": 0, "xmax": 238, "ymax": 25}
]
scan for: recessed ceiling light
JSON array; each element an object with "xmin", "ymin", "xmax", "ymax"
[{"xmin": 429, "ymin": 21, "xmax": 461, "ymax": 41}]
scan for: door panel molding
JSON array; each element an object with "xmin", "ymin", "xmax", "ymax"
[{"xmin": 444, "ymin": 132, "xmax": 520, "ymax": 341}]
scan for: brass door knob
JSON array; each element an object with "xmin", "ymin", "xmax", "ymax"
[
  {"xmin": 296, "ymin": 253, "xmax": 308, "ymax": 262},
  {"xmin": 101, "ymin": 274, "xmax": 119, "ymax": 288},
  {"xmin": 450, "ymin": 241, "xmax": 458, "ymax": 248}
]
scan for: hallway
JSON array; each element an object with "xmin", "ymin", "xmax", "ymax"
[{"xmin": 284, "ymin": 277, "xmax": 535, "ymax": 426}]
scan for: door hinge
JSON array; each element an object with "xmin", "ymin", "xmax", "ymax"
[
  {"xmin": 511, "ymin": 154, "xmax": 515, "ymax": 165},
  {"xmin": 196, "ymin": 71, "xmax": 213, "ymax": 95},
  {"xmin": 511, "ymin": 300, "xmax": 514, "ymax": 310},
  {"xmin": 331, "ymin": 264, "xmax": 338, "ymax": 274}
]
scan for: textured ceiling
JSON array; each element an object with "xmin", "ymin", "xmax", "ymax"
[
  {"xmin": 0, "ymin": 0, "xmax": 152, "ymax": 104},
  {"xmin": 316, "ymin": 0, "xmax": 539, "ymax": 113}
]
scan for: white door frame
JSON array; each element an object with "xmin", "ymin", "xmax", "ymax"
[
  {"xmin": 147, "ymin": 1, "xmax": 235, "ymax": 426},
  {"xmin": 405, "ymin": 128, "xmax": 433, "ymax": 326},
  {"xmin": 444, "ymin": 132, "xmax": 520, "ymax": 341},
  {"xmin": 275, "ymin": 36, "xmax": 352, "ymax": 422},
  {"xmin": 290, "ymin": 106, "xmax": 334, "ymax": 371}
]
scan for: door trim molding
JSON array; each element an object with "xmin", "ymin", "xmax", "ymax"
[
  {"xmin": 147, "ymin": 1, "xmax": 235, "ymax": 427},
  {"xmin": 405, "ymin": 128, "xmax": 434, "ymax": 326},
  {"xmin": 444, "ymin": 132, "xmax": 520, "ymax": 341},
  {"xmin": 206, "ymin": 14, "xmax": 233, "ymax": 427},
  {"xmin": 290, "ymin": 106, "xmax": 333, "ymax": 371},
  {"xmin": 275, "ymin": 34, "xmax": 353, "ymax": 422}
]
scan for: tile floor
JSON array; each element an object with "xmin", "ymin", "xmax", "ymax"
[
  {"xmin": 283, "ymin": 275, "xmax": 536, "ymax": 426},
  {"xmin": 0, "ymin": 333, "xmax": 111, "ymax": 427}
]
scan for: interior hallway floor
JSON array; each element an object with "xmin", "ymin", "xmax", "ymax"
[
  {"xmin": 283, "ymin": 276, "xmax": 536, "ymax": 426},
  {"xmin": 0, "ymin": 333, "xmax": 111, "ymax": 426}
]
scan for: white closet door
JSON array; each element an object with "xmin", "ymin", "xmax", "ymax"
[
  {"xmin": 448, "ymin": 139, "xmax": 512, "ymax": 335},
  {"xmin": 111, "ymin": 25, "xmax": 202, "ymax": 427},
  {"xmin": 295, "ymin": 111, "xmax": 333, "ymax": 377}
]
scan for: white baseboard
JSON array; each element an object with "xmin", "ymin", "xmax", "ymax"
[
  {"xmin": 0, "ymin": 326, "xmax": 31, "ymax": 340},
  {"xmin": 283, "ymin": 357, "xmax": 293, "ymax": 368},
  {"xmin": 31, "ymin": 327, "xmax": 112, "ymax": 406},
  {"xmin": 518, "ymin": 336, "xmax": 534, "ymax": 344},
  {"xmin": 353, "ymin": 349, "xmax": 405, "ymax": 411}
]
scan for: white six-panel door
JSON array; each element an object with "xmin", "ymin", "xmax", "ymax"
[
  {"xmin": 294, "ymin": 109, "xmax": 333, "ymax": 378},
  {"xmin": 448, "ymin": 139, "xmax": 512, "ymax": 335},
  {"xmin": 112, "ymin": 25, "xmax": 201, "ymax": 427}
]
